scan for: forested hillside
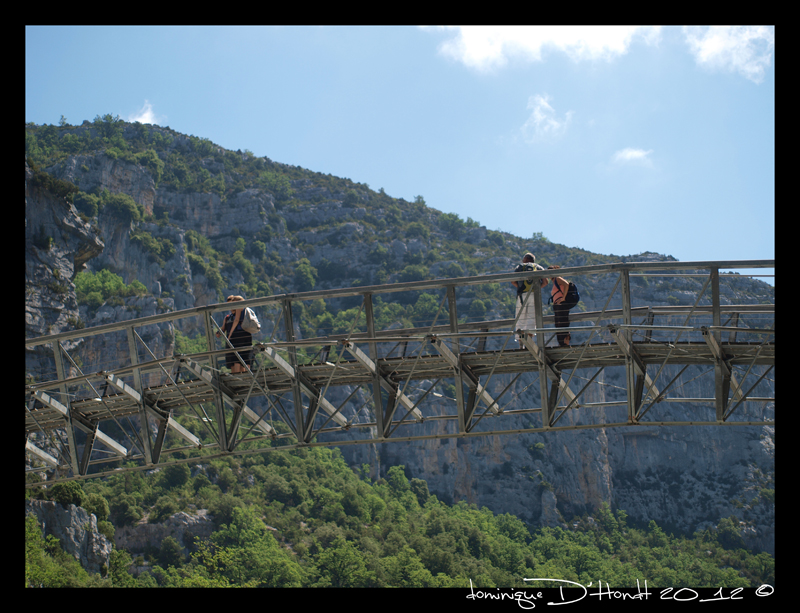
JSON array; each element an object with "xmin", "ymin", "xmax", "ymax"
[
  {"xmin": 25, "ymin": 115, "xmax": 774, "ymax": 586},
  {"xmin": 26, "ymin": 446, "xmax": 774, "ymax": 587}
]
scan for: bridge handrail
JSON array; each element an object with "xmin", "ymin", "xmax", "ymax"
[
  {"xmin": 25, "ymin": 321, "xmax": 774, "ymax": 394},
  {"xmin": 25, "ymin": 259, "xmax": 774, "ymax": 349}
]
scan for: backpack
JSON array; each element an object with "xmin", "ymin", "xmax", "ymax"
[
  {"xmin": 518, "ymin": 262, "xmax": 537, "ymax": 294},
  {"xmin": 563, "ymin": 282, "xmax": 580, "ymax": 309},
  {"xmin": 549, "ymin": 280, "xmax": 580, "ymax": 310},
  {"xmin": 241, "ymin": 307, "xmax": 261, "ymax": 334}
]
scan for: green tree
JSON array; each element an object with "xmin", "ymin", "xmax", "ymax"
[
  {"xmin": 158, "ymin": 536, "xmax": 185, "ymax": 568},
  {"xmin": 109, "ymin": 493, "xmax": 143, "ymax": 527},
  {"xmin": 204, "ymin": 506, "xmax": 305, "ymax": 587},
  {"xmin": 381, "ymin": 546, "xmax": 440, "ymax": 587},
  {"xmin": 84, "ymin": 492, "xmax": 110, "ymax": 522},
  {"xmin": 387, "ymin": 465, "xmax": 411, "ymax": 496},
  {"xmin": 258, "ymin": 171, "xmax": 293, "ymax": 201},
  {"xmin": 135, "ymin": 149, "xmax": 165, "ymax": 185},
  {"xmin": 412, "ymin": 293, "xmax": 441, "ymax": 325},
  {"xmin": 294, "ymin": 258, "xmax": 318, "ymax": 292},
  {"xmin": 406, "ymin": 221, "xmax": 430, "ymax": 240},
  {"xmin": 398, "ymin": 264, "xmax": 429, "ymax": 283},
  {"xmin": 75, "ymin": 268, "xmax": 137, "ymax": 308},
  {"xmin": 161, "ymin": 463, "xmax": 191, "ymax": 489},
  {"xmin": 93, "ymin": 113, "xmax": 124, "ymax": 140},
  {"xmin": 49, "ymin": 481, "xmax": 86, "ymax": 508},
  {"xmin": 108, "ymin": 549, "xmax": 137, "ymax": 587},
  {"xmin": 410, "ymin": 478, "xmax": 430, "ymax": 505},
  {"xmin": 440, "ymin": 212, "xmax": 465, "ymax": 239},
  {"xmin": 102, "ymin": 191, "xmax": 142, "ymax": 224},
  {"xmin": 73, "ymin": 192, "xmax": 100, "ymax": 217},
  {"xmin": 715, "ymin": 516, "xmax": 745, "ymax": 550},
  {"xmin": 468, "ymin": 299, "xmax": 487, "ymax": 319},
  {"xmin": 312, "ymin": 536, "xmax": 374, "ymax": 587},
  {"xmin": 149, "ymin": 495, "xmax": 179, "ymax": 523}
]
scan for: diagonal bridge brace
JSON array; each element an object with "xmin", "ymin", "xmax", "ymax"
[
  {"xmin": 341, "ymin": 340, "xmax": 423, "ymax": 434},
  {"xmin": 519, "ymin": 335, "xmax": 580, "ymax": 422},
  {"xmin": 103, "ymin": 371, "xmax": 202, "ymax": 457},
  {"xmin": 260, "ymin": 346, "xmax": 349, "ymax": 434},
  {"xmin": 30, "ymin": 389, "xmax": 128, "ymax": 474},
  {"xmin": 179, "ymin": 358, "xmax": 275, "ymax": 449},
  {"xmin": 428, "ymin": 335, "xmax": 499, "ymax": 427}
]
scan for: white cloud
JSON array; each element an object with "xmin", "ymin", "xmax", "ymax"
[
  {"xmin": 423, "ymin": 26, "xmax": 774, "ymax": 84},
  {"xmin": 423, "ymin": 26, "xmax": 661, "ymax": 71},
  {"xmin": 128, "ymin": 100, "xmax": 165, "ymax": 125},
  {"xmin": 521, "ymin": 94, "xmax": 573, "ymax": 143},
  {"xmin": 612, "ymin": 147, "xmax": 654, "ymax": 166},
  {"xmin": 682, "ymin": 26, "xmax": 774, "ymax": 83}
]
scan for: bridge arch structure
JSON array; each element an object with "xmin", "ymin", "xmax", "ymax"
[{"xmin": 25, "ymin": 259, "xmax": 774, "ymax": 486}]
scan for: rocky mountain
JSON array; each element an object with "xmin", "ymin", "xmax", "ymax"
[{"xmin": 25, "ymin": 118, "xmax": 774, "ymax": 555}]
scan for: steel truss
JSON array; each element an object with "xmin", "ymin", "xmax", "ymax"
[{"xmin": 25, "ymin": 260, "xmax": 774, "ymax": 486}]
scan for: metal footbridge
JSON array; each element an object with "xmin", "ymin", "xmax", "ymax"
[{"xmin": 25, "ymin": 259, "xmax": 774, "ymax": 486}]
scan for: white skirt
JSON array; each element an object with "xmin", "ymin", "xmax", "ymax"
[{"xmin": 515, "ymin": 293, "xmax": 537, "ymax": 340}]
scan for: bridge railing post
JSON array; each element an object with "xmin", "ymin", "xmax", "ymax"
[
  {"xmin": 533, "ymin": 279, "xmax": 550, "ymax": 427},
  {"xmin": 621, "ymin": 269, "xmax": 637, "ymax": 424},
  {"xmin": 52, "ymin": 342, "xmax": 80, "ymax": 476},
  {"xmin": 446, "ymin": 285, "xmax": 468, "ymax": 434},
  {"xmin": 126, "ymin": 326, "xmax": 153, "ymax": 465},
  {"xmin": 363, "ymin": 292, "xmax": 386, "ymax": 439},
  {"xmin": 204, "ymin": 310, "xmax": 228, "ymax": 451}
]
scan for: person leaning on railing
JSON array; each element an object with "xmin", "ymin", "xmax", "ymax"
[
  {"xmin": 511, "ymin": 253, "xmax": 546, "ymax": 343},
  {"xmin": 547, "ymin": 265, "xmax": 573, "ymax": 347}
]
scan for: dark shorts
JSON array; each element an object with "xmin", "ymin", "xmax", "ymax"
[{"xmin": 225, "ymin": 329, "xmax": 253, "ymax": 369}]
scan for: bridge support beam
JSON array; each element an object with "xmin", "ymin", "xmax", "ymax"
[
  {"xmin": 519, "ymin": 335, "xmax": 578, "ymax": 421},
  {"xmin": 261, "ymin": 345, "xmax": 348, "ymax": 433},
  {"xmin": 205, "ymin": 311, "xmax": 229, "ymax": 452},
  {"xmin": 52, "ymin": 344, "xmax": 80, "ymax": 476},
  {"xmin": 532, "ymin": 281, "xmax": 551, "ymax": 427},
  {"xmin": 26, "ymin": 440, "xmax": 58, "ymax": 468},
  {"xmin": 126, "ymin": 328, "xmax": 154, "ymax": 465},
  {"xmin": 446, "ymin": 286, "xmax": 469, "ymax": 434},
  {"xmin": 363, "ymin": 293, "xmax": 386, "ymax": 442},
  {"xmin": 703, "ymin": 329, "xmax": 733, "ymax": 422},
  {"xmin": 608, "ymin": 326, "xmax": 660, "ymax": 419},
  {"xmin": 429, "ymin": 336, "xmax": 499, "ymax": 423},
  {"xmin": 342, "ymin": 340, "xmax": 423, "ymax": 432},
  {"xmin": 181, "ymin": 358, "xmax": 274, "ymax": 444}
]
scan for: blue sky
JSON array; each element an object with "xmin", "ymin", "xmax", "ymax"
[{"xmin": 25, "ymin": 26, "xmax": 774, "ymax": 283}]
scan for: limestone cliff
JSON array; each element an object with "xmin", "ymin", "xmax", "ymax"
[
  {"xmin": 25, "ymin": 499, "xmax": 112, "ymax": 574},
  {"xmin": 113, "ymin": 509, "xmax": 215, "ymax": 556}
]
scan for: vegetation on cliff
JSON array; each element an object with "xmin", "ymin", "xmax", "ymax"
[{"xmin": 26, "ymin": 447, "xmax": 773, "ymax": 588}]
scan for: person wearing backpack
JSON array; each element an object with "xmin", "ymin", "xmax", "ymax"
[
  {"xmin": 216, "ymin": 295, "xmax": 260, "ymax": 373},
  {"xmin": 511, "ymin": 253, "xmax": 546, "ymax": 343},
  {"xmin": 547, "ymin": 265, "xmax": 579, "ymax": 347}
]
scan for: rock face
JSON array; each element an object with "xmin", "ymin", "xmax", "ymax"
[
  {"xmin": 25, "ymin": 499, "xmax": 112, "ymax": 574},
  {"xmin": 114, "ymin": 510, "xmax": 215, "ymax": 556},
  {"xmin": 25, "ymin": 160, "xmax": 104, "ymax": 340}
]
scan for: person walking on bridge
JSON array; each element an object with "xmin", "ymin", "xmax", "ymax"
[
  {"xmin": 547, "ymin": 265, "xmax": 574, "ymax": 347},
  {"xmin": 511, "ymin": 253, "xmax": 546, "ymax": 343},
  {"xmin": 216, "ymin": 295, "xmax": 254, "ymax": 374}
]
